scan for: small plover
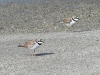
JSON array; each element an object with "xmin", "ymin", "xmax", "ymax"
[
  {"xmin": 18, "ymin": 39, "xmax": 43, "ymax": 56},
  {"xmin": 58, "ymin": 16, "xmax": 79, "ymax": 26}
]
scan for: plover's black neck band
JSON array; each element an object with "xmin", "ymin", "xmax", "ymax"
[
  {"xmin": 72, "ymin": 18, "xmax": 77, "ymax": 22},
  {"xmin": 36, "ymin": 41, "xmax": 42, "ymax": 45},
  {"xmin": 38, "ymin": 43, "xmax": 42, "ymax": 45}
]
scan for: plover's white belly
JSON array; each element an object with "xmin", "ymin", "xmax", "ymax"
[
  {"xmin": 66, "ymin": 21, "xmax": 76, "ymax": 26},
  {"xmin": 29, "ymin": 43, "xmax": 39, "ymax": 50}
]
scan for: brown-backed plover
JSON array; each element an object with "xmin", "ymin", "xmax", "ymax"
[
  {"xmin": 58, "ymin": 16, "xmax": 79, "ymax": 26},
  {"xmin": 18, "ymin": 39, "xmax": 43, "ymax": 56}
]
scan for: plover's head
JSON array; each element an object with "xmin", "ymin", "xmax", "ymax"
[
  {"xmin": 72, "ymin": 16, "xmax": 79, "ymax": 22},
  {"xmin": 36, "ymin": 39, "xmax": 44, "ymax": 45}
]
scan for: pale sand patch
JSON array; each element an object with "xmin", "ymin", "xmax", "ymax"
[{"xmin": 0, "ymin": 30, "xmax": 100, "ymax": 75}]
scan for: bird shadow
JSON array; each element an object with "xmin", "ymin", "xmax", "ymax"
[
  {"xmin": 26, "ymin": 52, "xmax": 55, "ymax": 56},
  {"xmin": 36, "ymin": 52, "xmax": 55, "ymax": 56}
]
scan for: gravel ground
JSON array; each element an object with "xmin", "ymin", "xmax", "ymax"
[
  {"xmin": 0, "ymin": 30, "xmax": 100, "ymax": 75},
  {"xmin": 0, "ymin": 0, "xmax": 100, "ymax": 34},
  {"xmin": 0, "ymin": 0, "xmax": 100, "ymax": 75}
]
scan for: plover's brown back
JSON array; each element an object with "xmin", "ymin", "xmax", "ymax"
[
  {"xmin": 18, "ymin": 39, "xmax": 36, "ymax": 48},
  {"xmin": 61, "ymin": 18, "xmax": 72, "ymax": 23},
  {"xmin": 24, "ymin": 40, "xmax": 36, "ymax": 48}
]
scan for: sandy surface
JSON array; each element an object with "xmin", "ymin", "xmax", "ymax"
[
  {"xmin": 0, "ymin": 0, "xmax": 100, "ymax": 34},
  {"xmin": 0, "ymin": 30, "xmax": 100, "ymax": 75},
  {"xmin": 0, "ymin": 0, "xmax": 100, "ymax": 75}
]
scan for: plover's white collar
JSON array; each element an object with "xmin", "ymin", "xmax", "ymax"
[
  {"xmin": 58, "ymin": 16, "xmax": 79, "ymax": 26},
  {"xmin": 18, "ymin": 39, "xmax": 43, "ymax": 56}
]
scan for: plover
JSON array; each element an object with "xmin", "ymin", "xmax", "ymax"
[
  {"xmin": 58, "ymin": 16, "xmax": 79, "ymax": 26},
  {"xmin": 18, "ymin": 39, "xmax": 43, "ymax": 56}
]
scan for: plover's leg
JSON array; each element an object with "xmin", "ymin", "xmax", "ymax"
[
  {"xmin": 64, "ymin": 25, "xmax": 68, "ymax": 32},
  {"xmin": 65, "ymin": 26, "xmax": 71, "ymax": 32},
  {"xmin": 30, "ymin": 50, "xmax": 36, "ymax": 58},
  {"xmin": 65, "ymin": 25, "xmax": 73, "ymax": 32},
  {"xmin": 33, "ymin": 49, "xmax": 36, "ymax": 56}
]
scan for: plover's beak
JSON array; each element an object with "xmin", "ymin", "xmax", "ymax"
[
  {"xmin": 42, "ymin": 40, "xmax": 44, "ymax": 43},
  {"xmin": 77, "ymin": 17, "xmax": 80, "ymax": 20},
  {"xmin": 39, "ymin": 39, "xmax": 44, "ymax": 43}
]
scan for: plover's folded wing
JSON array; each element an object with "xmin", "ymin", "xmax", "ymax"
[
  {"xmin": 58, "ymin": 18, "xmax": 71, "ymax": 23},
  {"xmin": 24, "ymin": 40, "xmax": 36, "ymax": 48}
]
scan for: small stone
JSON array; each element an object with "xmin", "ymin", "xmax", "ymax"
[
  {"xmin": 0, "ymin": 27, "xmax": 3, "ymax": 29},
  {"xmin": 96, "ymin": 39, "xmax": 99, "ymax": 41},
  {"xmin": 11, "ymin": 26, "xmax": 14, "ymax": 28}
]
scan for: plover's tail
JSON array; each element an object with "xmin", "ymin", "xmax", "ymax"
[
  {"xmin": 57, "ymin": 20, "xmax": 63, "ymax": 23},
  {"xmin": 18, "ymin": 45, "xmax": 24, "ymax": 47}
]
